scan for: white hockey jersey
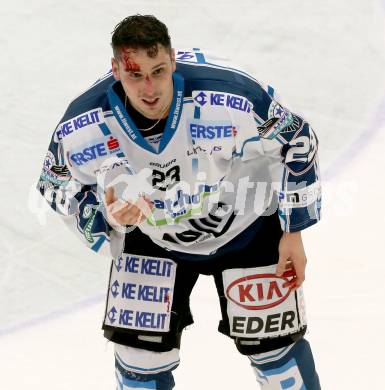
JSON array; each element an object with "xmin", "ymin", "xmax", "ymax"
[{"xmin": 37, "ymin": 49, "xmax": 321, "ymax": 258}]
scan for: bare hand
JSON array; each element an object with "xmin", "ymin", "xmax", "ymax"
[
  {"xmin": 104, "ymin": 187, "xmax": 153, "ymax": 227},
  {"xmin": 276, "ymin": 231, "xmax": 307, "ymax": 290}
]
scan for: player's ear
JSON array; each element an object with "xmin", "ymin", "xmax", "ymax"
[
  {"xmin": 170, "ymin": 48, "xmax": 176, "ymax": 72},
  {"xmin": 111, "ymin": 57, "xmax": 121, "ymax": 81}
]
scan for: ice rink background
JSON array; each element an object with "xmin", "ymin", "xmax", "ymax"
[{"xmin": 1, "ymin": 0, "xmax": 385, "ymax": 388}]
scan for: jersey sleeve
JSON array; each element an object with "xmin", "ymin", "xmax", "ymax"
[
  {"xmin": 36, "ymin": 133, "xmax": 125, "ymax": 258},
  {"xmin": 238, "ymin": 87, "xmax": 321, "ymax": 232}
]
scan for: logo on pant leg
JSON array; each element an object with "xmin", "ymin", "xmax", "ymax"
[
  {"xmin": 104, "ymin": 254, "xmax": 177, "ymax": 332},
  {"xmin": 222, "ymin": 265, "xmax": 306, "ymax": 338},
  {"xmin": 226, "ymin": 273, "xmax": 291, "ymax": 310}
]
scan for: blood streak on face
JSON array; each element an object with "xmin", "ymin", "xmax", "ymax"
[{"xmin": 122, "ymin": 48, "xmax": 140, "ymax": 72}]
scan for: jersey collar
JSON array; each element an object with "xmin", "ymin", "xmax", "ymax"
[{"xmin": 107, "ymin": 72, "xmax": 185, "ymax": 154}]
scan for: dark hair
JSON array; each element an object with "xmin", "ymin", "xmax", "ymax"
[{"xmin": 111, "ymin": 14, "xmax": 171, "ymax": 59}]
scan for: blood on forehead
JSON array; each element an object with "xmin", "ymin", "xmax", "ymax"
[{"xmin": 121, "ymin": 48, "xmax": 140, "ymax": 72}]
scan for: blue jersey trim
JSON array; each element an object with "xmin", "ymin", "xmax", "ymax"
[
  {"xmin": 158, "ymin": 72, "xmax": 185, "ymax": 153},
  {"xmin": 194, "ymin": 106, "xmax": 200, "ymax": 119},
  {"xmin": 91, "ymin": 235, "xmax": 108, "ymax": 252},
  {"xmin": 176, "ymin": 59, "xmax": 260, "ymax": 85},
  {"xmin": 61, "ymin": 75, "xmax": 114, "ymax": 122},
  {"xmin": 107, "ymin": 83, "xmax": 154, "ymax": 153},
  {"xmin": 176, "ymin": 62, "xmax": 272, "ymax": 120},
  {"xmin": 98, "ymin": 123, "xmax": 111, "ymax": 136},
  {"xmin": 107, "ymin": 73, "xmax": 184, "ymax": 155}
]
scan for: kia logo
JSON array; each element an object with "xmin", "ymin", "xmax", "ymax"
[{"xmin": 226, "ymin": 273, "xmax": 291, "ymax": 310}]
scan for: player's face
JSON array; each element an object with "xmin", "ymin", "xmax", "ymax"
[{"xmin": 112, "ymin": 45, "xmax": 176, "ymax": 120}]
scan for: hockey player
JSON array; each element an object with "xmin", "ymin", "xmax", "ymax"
[{"xmin": 37, "ymin": 15, "xmax": 322, "ymax": 389}]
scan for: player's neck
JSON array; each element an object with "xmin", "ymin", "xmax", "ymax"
[
  {"xmin": 124, "ymin": 95, "xmax": 170, "ymax": 132},
  {"xmin": 124, "ymin": 96, "xmax": 167, "ymax": 136}
]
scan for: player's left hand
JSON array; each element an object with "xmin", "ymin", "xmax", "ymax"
[{"xmin": 276, "ymin": 231, "xmax": 307, "ymax": 290}]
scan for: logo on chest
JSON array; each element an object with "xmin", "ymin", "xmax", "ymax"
[
  {"xmin": 189, "ymin": 120, "xmax": 237, "ymax": 139},
  {"xmin": 69, "ymin": 136, "xmax": 120, "ymax": 166},
  {"xmin": 193, "ymin": 91, "xmax": 253, "ymax": 113}
]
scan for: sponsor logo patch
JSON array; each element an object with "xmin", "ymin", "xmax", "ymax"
[
  {"xmin": 69, "ymin": 136, "xmax": 120, "ymax": 166},
  {"xmin": 226, "ymin": 273, "xmax": 291, "ymax": 310},
  {"xmin": 260, "ymin": 102, "xmax": 301, "ymax": 139},
  {"xmin": 189, "ymin": 120, "xmax": 236, "ymax": 139},
  {"xmin": 40, "ymin": 151, "xmax": 71, "ymax": 186},
  {"xmin": 193, "ymin": 91, "xmax": 253, "ymax": 113},
  {"xmin": 104, "ymin": 254, "xmax": 177, "ymax": 332},
  {"xmin": 55, "ymin": 108, "xmax": 103, "ymax": 141},
  {"xmin": 223, "ymin": 265, "xmax": 306, "ymax": 338},
  {"xmin": 279, "ymin": 182, "xmax": 321, "ymax": 208}
]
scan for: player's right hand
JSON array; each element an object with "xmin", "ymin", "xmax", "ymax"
[
  {"xmin": 276, "ymin": 231, "xmax": 307, "ymax": 290},
  {"xmin": 104, "ymin": 186, "xmax": 153, "ymax": 227}
]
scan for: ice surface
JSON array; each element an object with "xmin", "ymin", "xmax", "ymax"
[{"xmin": 0, "ymin": 0, "xmax": 384, "ymax": 388}]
